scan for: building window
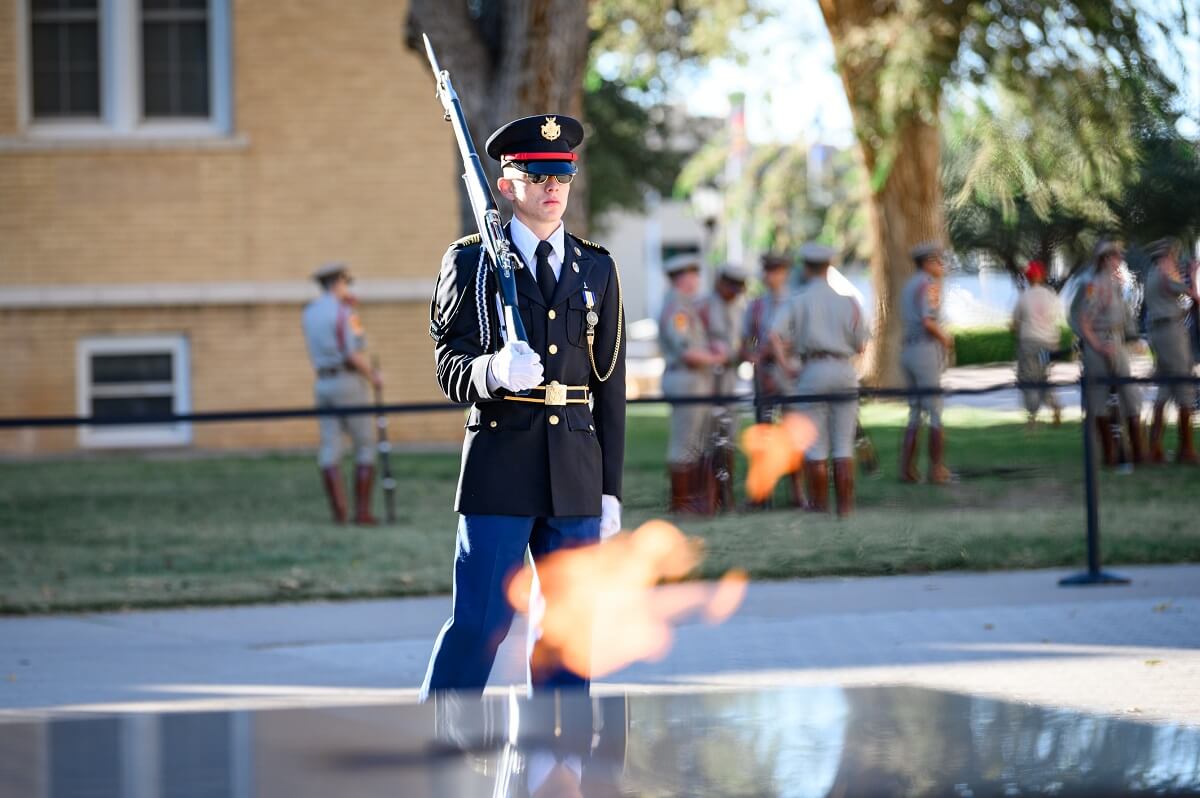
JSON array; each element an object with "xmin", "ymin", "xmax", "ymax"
[
  {"xmin": 22, "ymin": 0, "xmax": 232, "ymax": 137},
  {"xmin": 30, "ymin": 0, "xmax": 102, "ymax": 118},
  {"xmin": 77, "ymin": 335, "xmax": 192, "ymax": 448},
  {"xmin": 141, "ymin": 0, "xmax": 209, "ymax": 118}
]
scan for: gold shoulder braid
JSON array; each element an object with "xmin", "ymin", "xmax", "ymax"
[{"xmin": 585, "ymin": 260, "xmax": 623, "ymax": 382}]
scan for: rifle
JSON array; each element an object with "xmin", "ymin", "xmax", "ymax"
[
  {"xmin": 422, "ymin": 34, "xmax": 528, "ymax": 347},
  {"xmin": 703, "ymin": 366, "xmax": 736, "ymax": 513},
  {"xmin": 372, "ymin": 356, "xmax": 397, "ymax": 524}
]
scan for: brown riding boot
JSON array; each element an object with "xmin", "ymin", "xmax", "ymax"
[
  {"xmin": 788, "ymin": 468, "xmax": 808, "ymax": 509},
  {"xmin": 320, "ymin": 466, "xmax": 348, "ymax": 524},
  {"xmin": 1148, "ymin": 404, "xmax": 1167, "ymax": 464},
  {"xmin": 1095, "ymin": 417, "xmax": 1117, "ymax": 467},
  {"xmin": 833, "ymin": 458, "xmax": 855, "ymax": 517},
  {"xmin": 1126, "ymin": 419, "xmax": 1146, "ymax": 465},
  {"xmin": 928, "ymin": 427, "xmax": 951, "ymax": 484},
  {"xmin": 899, "ymin": 425, "xmax": 921, "ymax": 483},
  {"xmin": 1178, "ymin": 407, "xmax": 1199, "ymax": 465},
  {"xmin": 353, "ymin": 464, "xmax": 379, "ymax": 526},
  {"xmin": 693, "ymin": 462, "xmax": 718, "ymax": 516},
  {"xmin": 668, "ymin": 466, "xmax": 689, "ymax": 512},
  {"xmin": 805, "ymin": 460, "xmax": 830, "ymax": 512}
]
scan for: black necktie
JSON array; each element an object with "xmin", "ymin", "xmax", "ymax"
[{"xmin": 535, "ymin": 240, "xmax": 556, "ymax": 306}]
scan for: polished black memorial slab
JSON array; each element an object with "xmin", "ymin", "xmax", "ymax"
[{"xmin": 1, "ymin": 685, "xmax": 1198, "ymax": 797}]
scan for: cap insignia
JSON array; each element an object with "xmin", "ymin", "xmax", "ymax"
[{"xmin": 541, "ymin": 116, "xmax": 561, "ymax": 141}]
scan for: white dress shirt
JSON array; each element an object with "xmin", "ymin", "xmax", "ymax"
[{"xmin": 509, "ymin": 215, "xmax": 565, "ymax": 281}]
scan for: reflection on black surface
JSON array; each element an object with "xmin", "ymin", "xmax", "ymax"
[{"xmin": 1, "ymin": 686, "xmax": 1199, "ymax": 797}]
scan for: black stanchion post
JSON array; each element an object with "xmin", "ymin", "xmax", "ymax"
[{"xmin": 1059, "ymin": 371, "xmax": 1129, "ymax": 587}]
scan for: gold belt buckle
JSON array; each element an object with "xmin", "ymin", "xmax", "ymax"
[{"xmin": 544, "ymin": 381, "xmax": 568, "ymax": 406}]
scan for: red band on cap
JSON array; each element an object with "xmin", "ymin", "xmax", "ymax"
[{"xmin": 503, "ymin": 152, "xmax": 578, "ymax": 162}]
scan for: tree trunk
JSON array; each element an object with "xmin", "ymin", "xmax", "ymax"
[
  {"xmin": 819, "ymin": 0, "xmax": 950, "ymax": 386},
  {"xmin": 406, "ymin": 0, "xmax": 590, "ymax": 237},
  {"xmin": 862, "ymin": 116, "xmax": 944, "ymax": 387}
]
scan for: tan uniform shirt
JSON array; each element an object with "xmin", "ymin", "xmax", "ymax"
[
  {"xmin": 1013, "ymin": 284, "xmax": 1063, "ymax": 348},
  {"xmin": 771, "ymin": 279, "xmax": 869, "ymax": 358},
  {"xmin": 1144, "ymin": 260, "xmax": 1191, "ymax": 323}
]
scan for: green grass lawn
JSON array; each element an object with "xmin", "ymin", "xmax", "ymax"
[{"xmin": 2, "ymin": 405, "xmax": 1197, "ymax": 614}]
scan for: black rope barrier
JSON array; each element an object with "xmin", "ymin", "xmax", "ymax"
[{"xmin": 2, "ymin": 374, "xmax": 1196, "ymax": 428}]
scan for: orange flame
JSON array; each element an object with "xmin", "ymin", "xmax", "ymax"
[
  {"xmin": 740, "ymin": 413, "xmax": 817, "ymax": 501},
  {"xmin": 505, "ymin": 520, "xmax": 748, "ymax": 679}
]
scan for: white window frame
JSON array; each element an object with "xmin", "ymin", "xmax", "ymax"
[
  {"xmin": 16, "ymin": 0, "xmax": 234, "ymax": 140},
  {"xmin": 76, "ymin": 333, "xmax": 192, "ymax": 448}
]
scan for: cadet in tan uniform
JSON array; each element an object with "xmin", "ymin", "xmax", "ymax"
[
  {"xmin": 742, "ymin": 253, "xmax": 807, "ymax": 507},
  {"xmin": 771, "ymin": 243, "xmax": 869, "ymax": 515},
  {"xmin": 1143, "ymin": 238, "xmax": 1199, "ymax": 464},
  {"xmin": 659, "ymin": 255, "xmax": 722, "ymax": 512},
  {"xmin": 1078, "ymin": 239, "xmax": 1144, "ymax": 466},
  {"xmin": 1011, "ymin": 260, "xmax": 1064, "ymax": 429},
  {"xmin": 899, "ymin": 242, "xmax": 954, "ymax": 484},
  {"xmin": 302, "ymin": 263, "xmax": 381, "ymax": 525},
  {"xmin": 698, "ymin": 264, "xmax": 748, "ymax": 510}
]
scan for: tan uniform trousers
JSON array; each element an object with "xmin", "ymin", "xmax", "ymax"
[
  {"xmin": 901, "ymin": 341, "xmax": 945, "ymax": 428},
  {"xmin": 663, "ymin": 368, "xmax": 711, "ymax": 466},
  {"xmin": 1149, "ymin": 319, "xmax": 1197, "ymax": 408},
  {"xmin": 1016, "ymin": 340, "xmax": 1061, "ymax": 415},
  {"xmin": 1082, "ymin": 335, "xmax": 1141, "ymax": 419},
  {"xmin": 315, "ymin": 372, "xmax": 374, "ymax": 468},
  {"xmin": 792, "ymin": 357, "xmax": 859, "ymax": 460}
]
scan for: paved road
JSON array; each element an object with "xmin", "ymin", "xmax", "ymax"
[{"xmin": 3, "ymin": 565, "xmax": 1197, "ymax": 726}]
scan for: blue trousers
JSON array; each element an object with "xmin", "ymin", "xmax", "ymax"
[{"xmin": 420, "ymin": 513, "xmax": 600, "ymax": 699}]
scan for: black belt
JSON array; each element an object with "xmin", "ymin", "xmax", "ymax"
[
  {"xmin": 1150, "ymin": 316, "xmax": 1183, "ymax": 328},
  {"xmin": 316, "ymin": 366, "xmax": 347, "ymax": 378},
  {"xmin": 804, "ymin": 351, "xmax": 849, "ymax": 361}
]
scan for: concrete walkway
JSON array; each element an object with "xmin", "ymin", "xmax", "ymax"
[{"xmin": 3, "ymin": 565, "xmax": 1197, "ymax": 726}]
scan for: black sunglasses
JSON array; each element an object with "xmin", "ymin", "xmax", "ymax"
[{"xmin": 512, "ymin": 171, "xmax": 575, "ymax": 185}]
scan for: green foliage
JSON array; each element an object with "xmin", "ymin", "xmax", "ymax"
[
  {"xmin": 950, "ymin": 326, "xmax": 1075, "ymax": 366},
  {"xmin": 827, "ymin": 0, "xmax": 1186, "ymax": 191},
  {"xmin": 943, "ymin": 73, "xmax": 1200, "ymax": 272},
  {"xmin": 583, "ymin": 73, "xmax": 689, "ymax": 224},
  {"xmin": 674, "ymin": 135, "xmax": 870, "ymax": 261},
  {"xmin": 588, "ymin": 0, "xmax": 768, "ymax": 99},
  {"xmin": 583, "ymin": 0, "xmax": 770, "ymax": 221}
]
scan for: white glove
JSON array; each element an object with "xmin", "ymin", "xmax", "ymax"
[
  {"xmin": 600, "ymin": 494, "xmax": 621, "ymax": 540},
  {"xmin": 488, "ymin": 340, "xmax": 543, "ymax": 393}
]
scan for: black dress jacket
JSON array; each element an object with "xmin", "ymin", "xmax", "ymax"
[{"xmin": 429, "ymin": 227, "xmax": 626, "ymax": 517}]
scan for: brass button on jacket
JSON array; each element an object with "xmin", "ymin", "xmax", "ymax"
[{"xmin": 548, "ymin": 414, "xmax": 560, "ymax": 426}]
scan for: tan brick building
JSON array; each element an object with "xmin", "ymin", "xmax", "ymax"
[{"xmin": 0, "ymin": 0, "xmax": 468, "ymax": 455}]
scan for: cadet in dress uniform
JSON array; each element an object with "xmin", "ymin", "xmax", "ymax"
[
  {"xmin": 1010, "ymin": 260, "xmax": 1064, "ymax": 429},
  {"xmin": 1144, "ymin": 238, "xmax": 1199, "ymax": 464},
  {"xmin": 301, "ymin": 262, "xmax": 380, "ymax": 525},
  {"xmin": 697, "ymin": 264, "xmax": 747, "ymax": 511},
  {"xmin": 742, "ymin": 253, "xmax": 806, "ymax": 507},
  {"xmin": 898, "ymin": 242, "xmax": 954, "ymax": 484},
  {"xmin": 770, "ymin": 243, "xmax": 869, "ymax": 515},
  {"xmin": 421, "ymin": 114, "xmax": 626, "ymax": 699},
  {"xmin": 1078, "ymin": 239, "xmax": 1144, "ymax": 467},
  {"xmin": 659, "ymin": 255, "xmax": 721, "ymax": 513}
]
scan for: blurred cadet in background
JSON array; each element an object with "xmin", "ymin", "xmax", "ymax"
[
  {"xmin": 659, "ymin": 254, "xmax": 722, "ymax": 513},
  {"xmin": 1011, "ymin": 259, "xmax": 1064, "ymax": 430},
  {"xmin": 1143, "ymin": 238, "xmax": 1199, "ymax": 465},
  {"xmin": 1078, "ymin": 239, "xmax": 1144, "ymax": 468},
  {"xmin": 302, "ymin": 262, "xmax": 381, "ymax": 525},
  {"xmin": 771, "ymin": 243, "xmax": 870, "ymax": 516},
  {"xmin": 899, "ymin": 242, "xmax": 954, "ymax": 485},
  {"xmin": 698, "ymin": 264, "xmax": 748, "ymax": 511},
  {"xmin": 742, "ymin": 253, "xmax": 806, "ymax": 508}
]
